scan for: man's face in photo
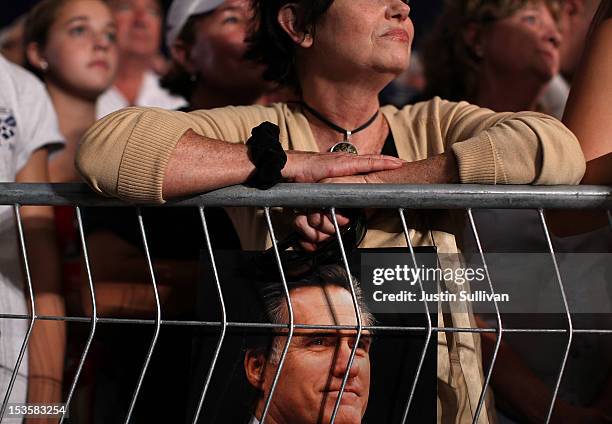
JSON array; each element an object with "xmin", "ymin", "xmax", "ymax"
[{"xmin": 246, "ymin": 285, "xmax": 372, "ymax": 424}]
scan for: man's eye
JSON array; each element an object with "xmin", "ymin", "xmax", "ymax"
[
  {"xmin": 309, "ymin": 338, "xmax": 324, "ymax": 346},
  {"xmin": 522, "ymin": 14, "xmax": 539, "ymax": 25},
  {"xmin": 347, "ymin": 336, "xmax": 371, "ymax": 353}
]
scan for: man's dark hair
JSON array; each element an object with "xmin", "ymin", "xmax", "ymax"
[
  {"xmin": 247, "ymin": 264, "xmax": 375, "ymax": 363},
  {"xmin": 246, "ymin": 0, "xmax": 335, "ymax": 91}
]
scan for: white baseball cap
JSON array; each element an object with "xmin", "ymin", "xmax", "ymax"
[{"xmin": 166, "ymin": 0, "xmax": 225, "ymax": 48}]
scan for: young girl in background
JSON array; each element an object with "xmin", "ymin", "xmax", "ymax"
[
  {"xmin": 22, "ymin": 3, "xmax": 117, "ymax": 420},
  {"xmin": 24, "ymin": 0, "xmax": 118, "ymax": 306},
  {"xmin": 25, "ymin": 0, "xmax": 118, "ymax": 183}
]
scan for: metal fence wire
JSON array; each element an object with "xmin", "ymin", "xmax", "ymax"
[{"xmin": 1, "ymin": 183, "xmax": 611, "ymax": 424}]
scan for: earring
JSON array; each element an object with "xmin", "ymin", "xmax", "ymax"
[
  {"xmin": 299, "ymin": 32, "xmax": 312, "ymax": 45},
  {"xmin": 190, "ymin": 74, "xmax": 197, "ymax": 82},
  {"xmin": 474, "ymin": 46, "xmax": 484, "ymax": 59},
  {"xmin": 40, "ymin": 60, "xmax": 49, "ymax": 71}
]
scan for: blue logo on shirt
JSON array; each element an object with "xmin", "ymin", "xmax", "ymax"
[{"xmin": 0, "ymin": 108, "xmax": 16, "ymax": 141}]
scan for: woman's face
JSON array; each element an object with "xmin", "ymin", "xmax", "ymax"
[
  {"xmin": 188, "ymin": 0, "xmax": 264, "ymax": 91},
  {"xmin": 480, "ymin": 2, "xmax": 561, "ymax": 82},
  {"xmin": 299, "ymin": 0, "xmax": 413, "ymax": 83},
  {"xmin": 43, "ymin": 0, "xmax": 118, "ymax": 99}
]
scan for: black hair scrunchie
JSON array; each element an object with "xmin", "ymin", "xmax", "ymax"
[{"xmin": 245, "ymin": 122, "xmax": 287, "ymax": 190}]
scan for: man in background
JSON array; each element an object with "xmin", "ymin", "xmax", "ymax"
[
  {"xmin": 243, "ymin": 265, "xmax": 374, "ymax": 424},
  {"xmin": 97, "ymin": 0, "xmax": 185, "ymax": 118}
]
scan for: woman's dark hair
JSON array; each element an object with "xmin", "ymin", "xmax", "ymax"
[
  {"xmin": 23, "ymin": 0, "xmax": 72, "ymax": 77},
  {"xmin": 160, "ymin": 14, "xmax": 202, "ymax": 100},
  {"xmin": 245, "ymin": 0, "xmax": 334, "ymax": 91}
]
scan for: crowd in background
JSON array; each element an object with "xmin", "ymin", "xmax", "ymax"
[{"xmin": 0, "ymin": 0, "xmax": 611, "ymax": 423}]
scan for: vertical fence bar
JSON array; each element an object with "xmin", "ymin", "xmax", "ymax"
[
  {"xmin": 328, "ymin": 208, "xmax": 362, "ymax": 424},
  {"xmin": 260, "ymin": 207, "xmax": 295, "ymax": 424},
  {"xmin": 607, "ymin": 211, "xmax": 612, "ymax": 230},
  {"xmin": 59, "ymin": 207, "xmax": 97, "ymax": 424},
  {"xmin": 467, "ymin": 209, "xmax": 503, "ymax": 424},
  {"xmin": 123, "ymin": 209, "xmax": 162, "ymax": 424},
  {"xmin": 398, "ymin": 208, "xmax": 432, "ymax": 424},
  {"xmin": 191, "ymin": 207, "xmax": 227, "ymax": 424},
  {"xmin": 539, "ymin": 209, "xmax": 573, "ymax": 424},
  {"xmin": 0, "ymin": 205, "xmax": 36, "ymax": 420}
]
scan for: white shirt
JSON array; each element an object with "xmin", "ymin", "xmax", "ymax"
[
  {"xmin": 96, "ymin": 70, "xmax": 186, "ymax": 119},
  {"xmin": 0, "ymin": 54, "xmax": 63, "ymax": 405},
  {"xmin": 540, "ymin": 74, "xmax": 570, "ymax": 120}
]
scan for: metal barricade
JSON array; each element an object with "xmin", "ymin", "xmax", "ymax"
[{"xmin": 0, "ymin": 183, "xmax": 611, "ymax": 424}]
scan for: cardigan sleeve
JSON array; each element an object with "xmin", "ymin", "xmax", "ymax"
[
  {"xmin": 76, "ymin": 105, "xmax": 283, "ymax": 203},
  {"xmin": 431, "ymin": 98, "xmax": 586, "ymax": 185}
]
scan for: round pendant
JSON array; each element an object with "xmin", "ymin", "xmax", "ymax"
[{"xmin": 329, "ymin": 142, "xmax": 359, "ymax": 155}]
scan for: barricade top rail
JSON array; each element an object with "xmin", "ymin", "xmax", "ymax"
[{"xmin": 0, "ymin": 183, "xmax": 611, "ymax": 209}]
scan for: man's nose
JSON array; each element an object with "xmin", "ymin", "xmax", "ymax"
[{"xmin": 331, "ymin": 338, "xmax": 360, "ymax": 379}]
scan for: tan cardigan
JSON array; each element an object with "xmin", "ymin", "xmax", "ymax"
[
  {"xmin": 76, "ymin": 98, "xmax": 585, "ymax": 423},
  {"xmin": 77, "ymin": 98, "xmax": 584, "ymax": 204}
]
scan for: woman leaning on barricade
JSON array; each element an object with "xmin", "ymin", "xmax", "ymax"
[{"xmin": 76, "ymin": 0, "xmax": 586, "ymax": 422}]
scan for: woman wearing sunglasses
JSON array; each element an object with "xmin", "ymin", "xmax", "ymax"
[{"xmin": 77, "ymin": 0, "xmax": 586, "ymax": 421}]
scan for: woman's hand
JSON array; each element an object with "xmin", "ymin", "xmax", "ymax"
[
  {"xmin": 319, "ymin": 153, "xmax": 459, "ymax": 185},
  {"xmin": 318, "ymin": 174, "xmax": 383, "ymax": 184},
  {"xmin": 282, "ymin": 151, "xmax": 403, "ymax": 183},
  {"xmin": 288, "ymin": 155, "xmax": 398, "ymax": 250},
  {"xmin": 292, "ymin": 210, "xmax": 351, "ymax": 251}
]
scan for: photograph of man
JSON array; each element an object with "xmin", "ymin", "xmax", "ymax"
[{"xmin": 243, "ymin": 264, "xmax": 375, "ymax": 424}]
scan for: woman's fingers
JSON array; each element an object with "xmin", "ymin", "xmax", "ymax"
[
  {"xmin": 283, "ymin": 151, "xmax": 404, "ymax": 183},
  {"xmin": 315, "ymin": 154, "xmax": 403, "ymax": 181},
  {"xmin": 298, "ymin": 240, "xmax": 319, "ymax": 252},
  {"xmin": 293, "ymin": 210, "xmax": 351, "ymax": 248},
  {"xmin": 307, "ymin": 212, "xmax": 336, "ymax": 235},
  {"xmin": 333, "ymin": 212, "xmax": 351, "ymax": 227},
  {"xmin": 294, "ymin": 214, "xmax": 332, "ymax": 244}
]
